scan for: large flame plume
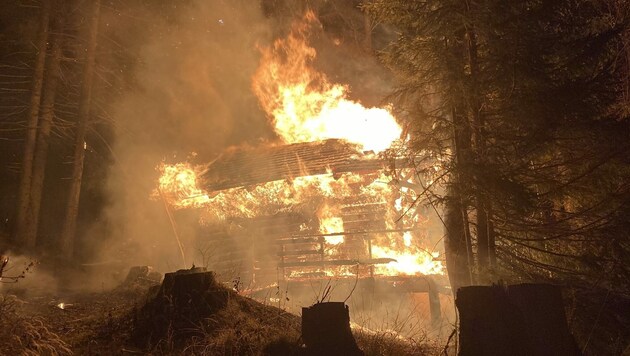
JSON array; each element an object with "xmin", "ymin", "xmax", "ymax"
[{"xmin": 251, "ymin": 11, "xmax": 402, "ymax": 153}]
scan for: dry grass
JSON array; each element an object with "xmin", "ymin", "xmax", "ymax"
[
  {"xmin": 0, "ymin": 269, "xmax": 446, "ymax": 355},
  {"xmin": 179, "ymin": 297, "xmax": 301, "ymax": 355},
  {"xmin": 134, "ymin": 277, "xmax": 302, "ymax": 355},
  {"xmin": 146, "ymin": 294, "xmax": 443, "ymax": 355},
  {"xmin": 0, "ymin": 295, "xmax": 72, "ymax": 355},
  {"xmin": 353, "ymin": 327, "xmax": 441, "ymax": 356}
]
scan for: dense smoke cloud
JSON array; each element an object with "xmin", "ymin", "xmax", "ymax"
[
  {"xmin": 95, "ymin": 0, "xmax": 399, "ymax": 276},
  {"xmin": 92, "ymin": 0, "xmax": 418, "ymax": 292},
  {"xmin": 97, "ymin": 0, "xmax": 274, "ymax": 273}
]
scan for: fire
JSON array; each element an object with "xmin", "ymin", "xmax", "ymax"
[
  {"xmin": 403, "ymin": 231, "xmax": 412, "ymax": 247},
  {"xmin": 157, "ymin": 163, "xmax": 210, "ymax": 208},
  {"xmin": 154, "ymin": 12, "xmax": 446, "ymax": 280},
  {"xmin": 372, "ymin": 233, "xmax": 445, "ymax": 276},
  {"xmin": 156, "ymin": 163, "xmax": 445, "ymax": 276},
  {"xmin": 318, "ymin": 204, "xmax": 344, "ymax": 245},
  {"xmin": 374, "ymin": 248, "xmax": 444, "ymax": 276},
  {"xmin": 157, "ymin": 162, "xmax": 377, "ymax": 215},
  {"xmin": 252, "ymin": 11, "xmax": 402, "ymax": 153}
]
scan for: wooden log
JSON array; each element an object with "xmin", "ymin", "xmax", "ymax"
[
  {"xmin": 302, "ymin": 302, "xmax": 363, "ymax": 355},
  {"xmin": 278, "ymin": 258, "xmax": 395, "ymax": 268},
  {"xmin": 456, "ymin": 283, "xmax": 580, "ymax": 356}
]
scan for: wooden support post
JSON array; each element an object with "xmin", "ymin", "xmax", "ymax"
[
  {"xmin": 427, "ymin": 277, "xmax": 442, "ymax": 327},
  {"xmin": 366, "ymin": 235, "xmax": 374, "ymax": 278}
]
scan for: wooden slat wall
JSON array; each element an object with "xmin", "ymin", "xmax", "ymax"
[{"xmin": 198, "ymin": 202, "xmax": 408, "ymax": 286}]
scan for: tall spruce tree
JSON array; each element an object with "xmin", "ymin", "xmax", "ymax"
[{"xmin": 366, "ymin": 0, "xmax": 630, "ymax": 293}]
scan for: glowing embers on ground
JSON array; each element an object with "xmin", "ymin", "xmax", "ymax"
[{"xmin": 252, "ymin": 11, "xmax": 402, "ymax": 153}]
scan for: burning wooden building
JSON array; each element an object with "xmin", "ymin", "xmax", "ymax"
[
  {"xmin": 155, "ymin": 11, "xmax": 450, "ymax": 327},
  {"xmin": 157, "ymin": 138, "xmax": 449, "ymax": 324}
]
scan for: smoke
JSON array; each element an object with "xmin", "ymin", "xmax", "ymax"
[
  {"xmin": 68, "ymin": 0, "xmax": 454, "ymax": 340},
  {"xmin": 94, "ymin": 0, "xmax": 274, "ymax": 274},
  {"xmin": 91, "ymin": 0, "xmax": 398, "ymax": 277},
  {"xmin": 0, "ymin": 253, "xmax": 58, "ymax": 297}
]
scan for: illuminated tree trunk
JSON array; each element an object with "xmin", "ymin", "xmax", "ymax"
[
  {"xmin": 465, "ymin": 22, "xmax": 495, "ymax": 276},
  {"xmin": 14, "ymin": 0, "xmax": 51, "ymax": 246},
  {"xmin": 22, "ymin": 13, "xmax": 65, "ymax": 248},
  {"xmin": 445, "ymin": 103, "xmax": 474, "ymax": 293},
  {"xmin": 60, "ymin": 0, "xmax": 101, "ymax": 258},
  {"xmin": 444, "ymin": 188, "xmax": 472, "ymax": 294}
]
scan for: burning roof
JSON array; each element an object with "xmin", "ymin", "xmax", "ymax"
[{"xmin": 154, "ymin": 11, "xmax": 446, "ymax": 285}]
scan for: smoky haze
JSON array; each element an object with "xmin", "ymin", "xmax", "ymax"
[
  {"xmin": 95, "ymin": 0, "xmax": 396, "ymax": 276},
  {"xmin": 88, "ymin": 0, "xmax": 415, "ymax": 295},
  {"xmin": 96, "ymin": 0, "xmax": 274, "ymax": 274},
  {"xmin": 51, "ymin": 0, "xmax": 452, "ymax": 339}
]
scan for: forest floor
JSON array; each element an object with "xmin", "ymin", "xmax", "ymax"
[
  {"xmin": 0, "ymin": 272, "xmax": 443, "ymax": 355},
  {"xmin": 2, "ymin": 262, "xmax": 626, "ymax": 355},
  {"xmin": 0, "ymin": 285, "xmax": 151, "ymax": 354}
]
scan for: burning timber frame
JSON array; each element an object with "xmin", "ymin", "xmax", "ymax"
[
  {"xmin": 200, "ymin": 139, "xmax": 398, "ymax": 191},
  {"xmin": 187, "ymin": 139, "xmax": 449, "ymax": 322}
]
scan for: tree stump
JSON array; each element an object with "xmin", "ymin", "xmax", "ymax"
[
  {"xmin": 158, "ymin": 267, "xmax": 229, "ymax": 315},
  {"xmin": 132, "ymin": 267, "xmax": 232, "ymax": 348},
  {"xmin": 302, "ymin": 302, "xmax": 363, "ymax": 355},
  {"xmin": 456, "ymin": 283, "xmax": 580, "ymax": 356}
]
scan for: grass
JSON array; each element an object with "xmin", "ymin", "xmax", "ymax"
[
  {"xmin": 0, "ymin": 268, "xmax": 447, "ymax": 355},
  {"xmin": 0, "ymin": 294, "xmax": 72, "ymax": 355}
]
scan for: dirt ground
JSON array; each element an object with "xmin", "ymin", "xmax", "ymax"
[
  {"xmin": 1, "ymin": 285, "xmax": 149, "ymax": 354},
  {"xmin": 0, "ymin": 274, "xmax": 440, "ymax": 355}
]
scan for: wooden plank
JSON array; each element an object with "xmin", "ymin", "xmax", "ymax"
[
  {"xmin": 198, "ymin": 139, "xmax": 417, "ymax": 192},
  {"xmin": 278, "ymin": 258, "xmax": 395, "ymax": 268}
]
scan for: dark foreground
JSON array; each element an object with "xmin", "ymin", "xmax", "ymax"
[{"xmin": 0, "ymin": 276, "xmax": 440, "ymax": 355}]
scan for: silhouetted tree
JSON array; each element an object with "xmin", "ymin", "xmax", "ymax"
[
  {"xmin": 60, "ymin": 0, "xmax": 101, "ymax": 258},
  {"xmin": 367, "ymin": 0, "xmax": 630, "ymax": 291}
]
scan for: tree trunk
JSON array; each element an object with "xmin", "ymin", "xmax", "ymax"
[
  {"xmin": 465, "ymin": 16, "xmax": 496, "ymax": 278},
  {"xmin": 457, "ymin": 284, "xmax": 580, "ymax": 356},
  {"xmin": 444, "ymin": 190, "xmax": 472, "ymax": 294},
  {"xmin": 476, "ymin": 198, "xmax": 490, "ymax": 267},
  {"xmin": 446, "ymin": 77, "xmax": 474, "ymax": 292},
  {"xmin": 302, "ymin": 302, "xmax": 363, "ymax": 355},
  {"xmin": 22, "ymin": 13, "xmax": 65, "ymax": 248},
  {"xmin": 60, "ymin": 0, "xmax": 100, "ymax": 258},
  {"xmin": 13, "ymin": 0, "xmax": 51, "ymax": 246}
]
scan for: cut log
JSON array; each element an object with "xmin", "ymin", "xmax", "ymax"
[
  {"xmin": 302, "ymin": 302, "xmax": 363, "ymax": 355},
  {"xmin": 456, "ymin": 283, "xmax": 580, "ymax": 356}
]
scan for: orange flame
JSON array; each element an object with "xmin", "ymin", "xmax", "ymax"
[
  {"xmin": 157, "ymin": 163, "xmax": 210, "ymax": 208},
  {"xmin": 318, "ymin": 203, "xmax": 344, "ymax": 246},
  {"xmin": 252, "ymin": 11, "xmax": 402, "ymax": 153},
  {"xmin": 154, "ymin": 12, "xmax": 445, "ymax": 278}
]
